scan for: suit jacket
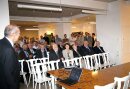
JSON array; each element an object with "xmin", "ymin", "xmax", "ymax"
[
  {"xmin": 72, "ymin": 49, "xmax": 81, "ymax": 58},
  {"xmin": 79, "ymin": 45, "xmax": 94, "ymax": 56},
  {"xmin": 49, "ymin": 49, "xmax": 63, "ymax": 61},
  {"xmin": 93, "ymin": 46, "xmax": 105, "ymax": 54},
  {"xmin": 0, "ymin": 37, "xmax": 20, "ymax": 89},
  {"xmin": 18, "ymin": 49, "xmax": 32, "ymax": 60},
  {"xmin": 35, "ymin": 49, "xmax": 47, "ymax": 58}
]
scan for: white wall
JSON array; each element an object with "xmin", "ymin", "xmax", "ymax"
[
  {"xmin": 96, "ymin": 1, "xmax": 121, "ymax": 64},
  {"xmin": 55, "ymin": 23, "xmax": 72, "ymax": 38},
  {"xmin": 0, "ymin": 0, "xmax": 9, "ymax": 39}
]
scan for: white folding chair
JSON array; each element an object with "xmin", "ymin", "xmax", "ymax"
[
  {"xmin": 19, "ymin": 60, "xmax": 28, "ymax": 87},
  {"xmin": 94, "ymin": 53, "xmax": 104, "ymax": 69},
  {"xmin": 71, "ymin": 57, "xmax": 82, "ymax": 68},
  {"xmin": 32, "ymin": 63, "xmax": 52, "ymax": 89},
  {"xmin": 114, "ymin": 74, "xmax": 130, "ymax": 89},
  {"xmin": 94, "ymin": 82, "xmax": 116, "ymax": 89},
  {"xmin": 82, "ymin": 55, "xmax": 96, "ymax": 70},
  {"xmin": 102, "ymin": 52, "xmax": 111, "ymax": 67},
  {"xmin": 26, "ymin": 59, "xmax": 42, "ymax": 87}
]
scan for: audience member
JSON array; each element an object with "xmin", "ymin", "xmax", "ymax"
[
  {"xmin": 49, "ymin": 43, "xmax": 64, "ymax": 61},
  {"xmin": 43, "ymin": 33, "xmax": 50, "ymax": 44},
  {"xmin": 72, "ymin": 44, "xmax": 81, "ymax": 58},
  {"xmin": 35, "ymin": 43, "xmax": 48, "ymax": 58},
  {"xmin": 80, "ymin": 41, "xmax": 94, "ymax": 56},
  {"xmin": 93, "ymin": 41, "xmax": 105, "ymax": 54},
  {"xmin": 63, "ymin": 34, "xmax": 69, "ymax": 43},
  {"xmin": 84, "ymin": 32, "xmax": 93, "ymax": 47},
  {"xmin": 62, "ymin": 43, "xmax": 74, "ymax": 59}
]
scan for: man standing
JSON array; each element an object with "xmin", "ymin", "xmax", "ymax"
[{"xmin": 0, "ymin": 25, "xmax": 20, "ymax": 89}]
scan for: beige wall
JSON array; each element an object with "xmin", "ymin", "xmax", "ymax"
[
  {"xmin": 71, "ymin": 23, "xmax": 96, "ymax": 35},
  {"xmin": 121, "ymin": 1, "xmax": 130, "ymax": 63},
  {"xmin": 20, "ymin": 29, "xmax": 38, "ymax": 39}
]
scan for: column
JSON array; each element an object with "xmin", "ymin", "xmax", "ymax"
[
  {"xmin": 0, "ymin": 0, "xmax": 10, "ymax": 39},
  {"xmin": 96, "ymin": 1, "xmax": 121, "ymax": 64},
  {"xmin": 55, "ymin": 22, "xmax": 72, "ymax": 39}
]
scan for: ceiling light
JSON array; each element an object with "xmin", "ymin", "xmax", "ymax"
[
  {"xmin": 25, "ymin": 28, "xmax": 39, "ymax": 30},
  {"xmin": 17, "ymin": 4, "xmax": 62, "ymax": 12},
  {"xmin": 82, "ymin": 10, "xmax": 106, "ymax": 15}
]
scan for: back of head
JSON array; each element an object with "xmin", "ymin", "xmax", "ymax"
[{"xmin": 4, "ymin": 25, "xmax": 19, "ymax": 37}]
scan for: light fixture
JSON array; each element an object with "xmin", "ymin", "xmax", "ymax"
[
  {"xmin": 17, "ymin": 4, "xmax": 62, "ymax": 12},
  {"xmin": 82, "ymin": 10, "xmax": 106, "ymax": 15},
  {"xmin": 25, "ymin": 28, "xmax": 39, "ymax": 30}
]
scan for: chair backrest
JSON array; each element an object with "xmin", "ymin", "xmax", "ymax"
[
  {"xmin": 71, "ymin": 57, "xmax": 82, "ymax": 68},
  {"xmin": 32, "ymin": 63, "xmax": 47, "ymax": 81},
  {"xmin": 26, "ymin": 59, "xmax": 41, "ymax": 74},
  {"xmin": 39, "ymin": 57, "xmax": 49, "ymax": 63},
  {"xmin": 19, "ymin": 60, "xmax": 25, "ymax": 73},
  {"xmin": 94, "ymin": 53, "xmax": 103, "ymax": 69},
  {"xmin": 43, "ymin": 60, "xmax": 60, "ymax": 71},
  {"xmin": 62, "ymin": 58, "xmax": 79, "ymax": 68},
  {"xmin": 114, "ymin": 74, "xmax": 130, "ymax": 89},
  {"xmin": 102, "ymin": 52, "xmax": 110, "ymax": 67},
  {"xmin": 94, "ymin": 82, "xmax": 116, "ymax": 89},
  {"xmin": 83, "ymin": 55, "xmax": 95, "ymax": 70}
]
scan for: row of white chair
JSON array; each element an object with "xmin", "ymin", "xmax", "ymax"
[
  {"xmin": 95, "ymin": 73, "xmax": 130, "ymax": 89},
  {"xmin": 19, "ymin": 57, "xmax": 83, "ymax": 89},
  {"xmin": 83, "ymin": 52, "xmax": 111, "ymax": 70}
]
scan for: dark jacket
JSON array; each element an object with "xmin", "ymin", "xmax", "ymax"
[
  {"xmin": 0, "ymin": 37, "xmax": 20, "ymax": 89},
  {"xmin": 93, "ymin": 46, "xmax": 105, "ymax": 54},
  {"xmin": 79, "ymin": 45, "xmax": 94, "ymax": 56},
  {"xmin": 35, "ymin": 49, "xmax": 47, "ymax": 58},
  {"xmin": 49, "ymin": 49, "xmax": 63, "ymax": 61}
]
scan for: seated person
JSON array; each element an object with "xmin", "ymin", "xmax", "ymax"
[
  {"xmin": 19, "ymin": 44, "xmax": 33, "ymax": 60},
  {"xmin": 93, "ymin": 41, "xmax": 105, "ymax": 54},
  {"xmin": 35, "ymin": 43, "xmax": 48, "ymax": 58},
  {"xmin": 62, "ymin": 43, "xmax": 74, "ymax": 60},
  {"xmin": 49, "ymin": 43, "xmax": 64, "ymax": 68},
  {"xmin": 79, "ymin": 41, "xmax": 94, "ymax": 56},
  {"xmin": 93, "ymin": 41, "xmax": 105, "ymax": 64},
  {"xmin": 72, "ymin": 44, "xmax": 81, "ymax": 58}
]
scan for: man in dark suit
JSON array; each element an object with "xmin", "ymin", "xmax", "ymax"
[
  {"xmin": 93, "ymin": 41, "xmax": 105, "ymax": 54},
  {"xmin": 0, "ymin": 25, "xmax": 20, "ymax": 89},
  {"xmin": 94, "ymin": 41, "xmax": 105, "ymax": 64},
  {"xmin": 79, "ymin": 41, "xmax": 94, "ymax": 56},
  {"xmin": 35, "ymin": 43, "xmax": 48, "ymax": 58},
  {"xmin": 49, "ymin": 43, "xmax": 64, "ymax": 68}
]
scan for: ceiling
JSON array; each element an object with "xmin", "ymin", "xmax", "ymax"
[
  {"xmin": 9, "ymin": 1, "xmax": 82, "ymax": 18},
  {"xmin": 9, "ymin": 0, "xmax": 115, "ymax": 29}
]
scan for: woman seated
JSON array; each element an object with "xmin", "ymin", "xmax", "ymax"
[{"xmin": 62, "ymin": 43, "xmax": 74, "ymax": 60}]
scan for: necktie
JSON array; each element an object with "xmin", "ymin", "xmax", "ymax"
[
  {"xmin": 24, "ymin": 51, "xmax": 29, "ymax": 57},
  {"xmin": 99, "ymin": 47, "xmax": 103, "ymax": 52}
]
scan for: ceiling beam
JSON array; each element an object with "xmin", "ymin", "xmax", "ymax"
[{"xmin": 9, "ymin": 0, "xmax": 107, "ymax": 10}]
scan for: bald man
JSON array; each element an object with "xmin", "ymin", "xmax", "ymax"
[{"xmin": 0, "ymin": 25, "xmax": 21, "ymax": 89}]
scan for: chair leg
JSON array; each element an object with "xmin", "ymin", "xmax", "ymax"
[
  {"xmin": 28, "ymin": 73, "xmax": 32, "ymax": 87},
  {"xmin": 33, "ymin": 74, "xmax": 35, "ymax": 88},
  {"xmin": 39, "ymin": 83, "xmax": 41, "ymax": 89},
  {"xmin": 35, "ymin": 82, "xmax": 37, "ymax": 89},
  {"xmin": 23, "ymin": 74, "xmax": 28, "ymax": 87}
]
